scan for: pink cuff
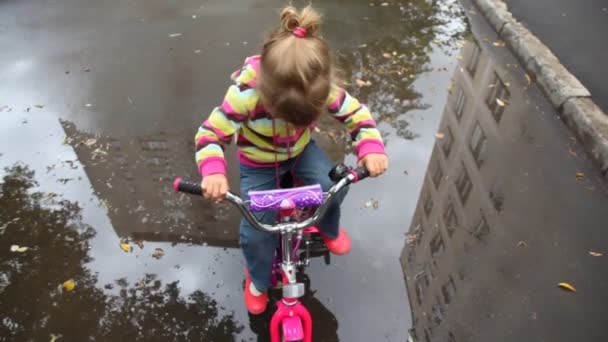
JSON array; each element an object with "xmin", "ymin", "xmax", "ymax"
[
  {"xmin": 199, "ymin": 157, "xmax": 227, "ymax": 177},
  {"xmin": 356, "ymin": 139, "xmax": 386, "ymax": 160}
]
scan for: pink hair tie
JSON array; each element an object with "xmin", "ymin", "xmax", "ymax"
[{"xmin": 292, "ymin": 26, "xmax": 307, "ymax": 38}]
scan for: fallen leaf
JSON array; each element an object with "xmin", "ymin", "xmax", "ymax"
[
  {"xmin": 136, "ymin": 240, "xmax": 145, "ymax": 249},
  {"xmin": 435, "ymin": 133, "xmax": 445, "ymax": 139},
  {"xmin": 382, "ymin": 52, "xmax": 392, "ymax": 58},
  {"xmin": 50, "ymin": 334, "xmax": 62, "ymax": 342},
  {"xmin": 84, "ymin": 138, "xmax": 97, "ymax": 146},
  {"xmin": 589, "ymin": 251, "xmax": 603, "ymax": 257},
  {"xmin": 568, "ymin": 148, "xmax": 578, "ymax": 157},
  {"xmin": 10, "ymin": 245, "xmax": 29, "ymax": 252},
  {"xmin": 92, "ymin": 148, "xmax": 108, "ymax": 157},
  {"xmin": 63, "ymin": 279, "xmax": 76, "ymax": 292},
  {"xmin": 575, "ymin": 172, "xmax": 584, "ymax": 181},
  {"xmin": 381, "ymin": 2, "xmax": 389, "ymax": 6},
  {"xmin": 120, "ymin": 243, "xmax": 132, "ymax": 253},
  {"xmin": 493, "ymin": 40, "xmax": 506, "ymax": 47},
  {"xmin": 432, "ymin": 39, "xmax": 441, "ymax": 45},
  {"xmin": 496, "ymin": 98, "xmax": 507, "ymax": 107},
  {"xmin": 372, "ymin": 200, "xmax": 379, "ymax": 209},
  {"xmin": 516, "ymin": 241, "xmax": 527, "ymax": 248},
  {"xmin": 558, "ymin": 282, "xmax": 576, "ymax": 292},
  {"xmin": 169, "ymin": 33, "xmax": 182, "ymax": 38},
  {"xmin": 152, "ymin": 248, "xmax": 165, "ymax": 259},
  {"xmin": 355, "ymin": 79, "xmax": 372, "ymax": 87},
  {"xmin": 524, "ymin": 73, "xmax": 532, "ymax": 85}
]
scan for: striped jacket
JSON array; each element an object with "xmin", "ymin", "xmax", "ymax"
[{"xmin": 195, "ymin": 55, "xmax": 385, "ymax": 176}]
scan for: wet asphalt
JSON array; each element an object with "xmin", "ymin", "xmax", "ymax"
[{"xmin": 1, "ymin": 0, "xmax": 607, "ymax": 341}]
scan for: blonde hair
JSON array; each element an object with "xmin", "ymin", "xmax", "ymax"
[{"xmin": 258, "ymin": 5, "xmax": 332, "ymax": 127}]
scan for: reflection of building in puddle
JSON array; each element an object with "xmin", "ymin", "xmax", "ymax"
[
  {"xmin": 62, "ymin": 122, "xmax": 347, "ymax": 248},
  {"xmin": 400, "ymin": 35, "xmax": 516, "ymax": 341},
  {"xmin": 62, "ymin": 122, "xmax": 242, "ymax": 247}
]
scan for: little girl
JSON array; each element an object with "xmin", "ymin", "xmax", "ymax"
[{"xmin": 195, "ymin": 5, "xmax": 388, "ymax": 314}]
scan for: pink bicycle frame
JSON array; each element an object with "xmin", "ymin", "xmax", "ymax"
[{"xmin": 266, "ymin": 208, "xmax": 319, "ymax": 342}]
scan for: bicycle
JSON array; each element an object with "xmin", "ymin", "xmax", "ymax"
[{"xmin": 173, "ymin": 163, "xmax": 369, "ymax": 342}]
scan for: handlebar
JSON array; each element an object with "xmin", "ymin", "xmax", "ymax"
[{"xmin": 174, "ymin": 164, "xmax": 369, "ymax": 233}]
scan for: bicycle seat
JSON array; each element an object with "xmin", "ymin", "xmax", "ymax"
[{"xmin": 248, "ymin": 184, "xmax": 324, "ymax": 212}]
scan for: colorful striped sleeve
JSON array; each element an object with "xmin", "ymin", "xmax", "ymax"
[
  {"xmin": 326, "ymin": 85, "xmax": 385, "ymax": 159},
  {"xmin": 194, "ymin": 85, "xmax": 257, "ymax": 176}
]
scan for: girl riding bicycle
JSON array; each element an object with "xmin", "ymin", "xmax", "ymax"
[{"xmin": 194, "ymin": 5, "xmax": 388, "ymax": 314}]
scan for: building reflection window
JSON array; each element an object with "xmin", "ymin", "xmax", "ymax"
[
  {"xmin": 430, "ymin": 231, "xmax": 446, "ymax": 256},
  {"xmin": 441, "ymin": 275, "xmax": 457, "ymax": 304},
  {"xmin": 472, "ymin": 212, "xmax": 490, "ymax": 240},
  {"xmin": 454, "ymin": 87, "xmax": 467, "ymax": 121},
  {"xmin": 441, "ymin": 126, "xmax": 454, "ymax": 158},
  {"xmin": 486, "ymin": 73, "xmax": 510, "ymax": 123},
  {"xmin": 432, "ymin": 158, "xmax": 444, "ymax": 189},
  {"xmin": 466, "ymin": 39, "xmax": 481, "ymax": 77},
  {"xmin": 469, "ymin": 121, "xmax": 488, "ymax": 167},
  {"xmin": 423, "ymin": 187, "xmax": 433, "ymax": 217},
  {"xmin": 443, "ymin": 199, "xmax": 458, "ymax": 237},
  {"xmin": 432, "ymin": 296, "xmax": 445, "ymax": 325},
  {"xmin": 455, "ymin": 162, "xmax": 473, "ymax": 205}
]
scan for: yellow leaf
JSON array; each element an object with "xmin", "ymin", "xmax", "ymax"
[
  {"xmin": 50, "ymin": 333, "xmax": 62, "ymax": 342},
  {"xmin": 432, "ymin": 39, "xmax": 441, "ymax": 44},
  {"xmin": 589, "ymin": 251, "xmax": 603, "ymax": 257},
  {"xmin": 575, "ymin": 172, "xmax": 584, "ymax": 181},
  {"xmin": 63, "ymin": 279, "xmax": 76, "ymax": 292},
  {"xmin": 120, "ymin": 243, "xmax": 132, "ymax": 253},
  {"xmin": 558, "ymin": 282, "xmax": 576, "ymax": 292},
  {"xmin": 524, "ymin": 73, "xmax": 532, "ymax": 85},
  {"xmin": 435, "ymin": 133, "xmax": 445, "ymax": 139}
]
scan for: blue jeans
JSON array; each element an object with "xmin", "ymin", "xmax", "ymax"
[{"xmin": 239, "ymin": 140, "xmax": 347, "ymax": 292}]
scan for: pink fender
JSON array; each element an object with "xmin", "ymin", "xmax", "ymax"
[{"xmin": 270, "ymin": 301, "xmax": 312, "ymax": 342}]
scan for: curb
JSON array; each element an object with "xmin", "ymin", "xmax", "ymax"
[{"xmin": 471, "ymin": 0, "xmax": 608, "ymax": 177}]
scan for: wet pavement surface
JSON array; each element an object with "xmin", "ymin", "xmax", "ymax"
[{"xmin": 1, "ymin": 0, "xmax": 607, "ymax": 341}]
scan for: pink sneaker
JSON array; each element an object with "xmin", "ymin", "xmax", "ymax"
[
  {"xmin": 244, "ymin": 268, "xmax": 267, "ymax": 315},
  {"xmin": 322, "ymin": 228, "xmax": 352, "ymax": 255}
]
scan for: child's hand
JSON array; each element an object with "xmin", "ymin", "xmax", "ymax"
[
  {"xmin": 359, "ymin": 153, "xmax": 389, "ymax": 177},
  {"xmin": 201, "ymin": 174, "xmax": 229, "ymax": 202}
]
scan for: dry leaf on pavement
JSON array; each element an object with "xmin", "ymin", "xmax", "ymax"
[
  {"xmin": 152, "ymin": 248, "xmax": 165, "ymax": 259},
  {"xmin": 120, "ymin": 243, "xmax": 132, "ymax": 253},
  {"xmin": 84, "ymin": 138, "xmax": 97, "ymax": 146},
  {"xmin": 496, "ymin": 98, "xmax": 507, "ymax": 107},
  {"xmin": 558, "ymin": 282, "xmax": 576, "ymax": 292},
  {"xmin": 63, "ymin": 279, "xmax": 76, "ymax": 292},
  {"xmin": 575, "ymin": 172, "xmax": 584, "ymax": 181},
  {"xmin": 10, "ymin": 245, "xmax": 29, "ymax": 253},
  {"xmin": 589, "ymin": 251, "xmax": 603, "ymax": 257},
  {"xmin": 355, "ymin": 79, "xmax": 372, "ymax": 87}
]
